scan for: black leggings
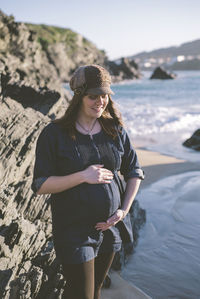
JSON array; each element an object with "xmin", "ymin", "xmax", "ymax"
[{"xmin": 62, "ymin": 252, "xmax": 115, "ymax": 299}]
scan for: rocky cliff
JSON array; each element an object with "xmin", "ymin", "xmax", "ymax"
[
  {"xmin": 25, "ymin": 23, "xmax": 107, "ymax": 82},
  {"xmin": 0, "ymin": 10, "xmax": 107, "ymax": 88},
  {"xmin": 0, "ymin": 10, "xmax": 145, "ymax": 299},
  {"xmin": 0, "ymin": 9, "xmax": 140, "ymax": 85}
]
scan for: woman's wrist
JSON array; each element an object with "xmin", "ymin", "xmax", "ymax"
[
  {"xmin": 79, "ymin": 169, "xmax": 87, "ymax": 183},
  {"xmin": 118, "ymin": 208, "xmax": 127, "ymax": 219}
]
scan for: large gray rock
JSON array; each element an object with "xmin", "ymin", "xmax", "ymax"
[
  {"xmin": 0, "ymin": 74, "xmax": 69, "ymax": 297},
  {"xmin": 0, "ymin": 12, "xmax": 70, "ymax": 298},
  {"xmin": 107, "ymin": 57, "xmax": 141, "ymax": 82},
  {"xmin": 0, "ymin": 11, "xmax": 58, "ymax": 89},
  {"xmin": 0, "ymin": 105, "xmax": 59, "ymax": 298},
  {"xmin": 150, "ymin": 66, "xmax": 176, "ymax": 79},
  {"xmin": 183, "ymin": 129, "xmax": 200, "ymax": 151},
  {"xmin": 0, "ymin": 10, "xmax": 107, "ymax": 88}
]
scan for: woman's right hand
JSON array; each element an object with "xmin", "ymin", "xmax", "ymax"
[{"xmin": 82, "ymin": 164, "xmax": 113, "ymax": 184}]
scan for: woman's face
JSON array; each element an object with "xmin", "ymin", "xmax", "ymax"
[{"xmin": 80, "ymin": 94, "xmax": 109, "ymax": 119}]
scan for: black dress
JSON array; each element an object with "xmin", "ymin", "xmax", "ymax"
[{"xmin": 31, "ymin": 122, "xmax": 144, "ymax": 264}]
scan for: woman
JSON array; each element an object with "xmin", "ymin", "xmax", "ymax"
[{"xmin": 31, "ymin": 64, "xmax": 144, "ymax": 299}]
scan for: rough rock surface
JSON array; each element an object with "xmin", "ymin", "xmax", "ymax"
[
  {"xmin": 107, "ymin": 57, "xmax": 141, "ymax": 82},
  {"xmin": 150, "ymin": 66, "xmax": 176, "ymax": 79},
  {"xmin": 25, "ymin": 23, "xmax": 107, "ymax": 82},
  {"xmin": 0, "ymin": 12, "xmax": 59, "ymax": 90},
  {"xmin": 0, "ymin": 10, "xmax": 108, "ymax": 89},
  {"xmin": 0, "ymin": 10, "xmax": 146, "ymax": 299},
  {"xmin": 183, "ymin": 129, "xmax": 200, "ymax": 151},
  {"xmin": 0, "ymin": 77, "xmax": 69, "ymax": 299},
  {"xmin": 0, "ymin": 9, "xmax": 142, "ymax": 85}
]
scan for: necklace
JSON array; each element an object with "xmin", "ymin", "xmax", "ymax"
[{"xmin": 76, "ymin": 119, "xmax": 97, "ymax": 136}]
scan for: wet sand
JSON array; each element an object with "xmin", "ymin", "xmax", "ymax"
[
  {"xmin": 101, "ymin": 271, "xmax": 152, "ymax": 299},
  {"xmin": 136, "ymin": 148, "xmax": 200, "ymax": 188}
]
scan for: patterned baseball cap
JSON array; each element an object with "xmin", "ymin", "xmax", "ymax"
[{"xmin": 69, "ymin": 64, "xmax": 114, "ymax": 95}]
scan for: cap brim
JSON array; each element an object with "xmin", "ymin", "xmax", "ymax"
[{"xmin": 86, "ymin": 86, "xmax": 114, "ymax": 95}]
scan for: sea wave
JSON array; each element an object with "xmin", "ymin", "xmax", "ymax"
[
  {"xmin": 112, "ymin": 71, "xmax": 200, "ymax": 161},
  {"xmin": 120, "ymin": 104, "xmax": 200, "ymax": 135}
]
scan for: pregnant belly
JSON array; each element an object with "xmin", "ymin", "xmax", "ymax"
[
  {"xmin": 51, "ymin": 180, "xmax": 122, "ymax": 227},
  {"xmin": 81, "ymin": 180, "xmax": 121, "ymax": 222}
]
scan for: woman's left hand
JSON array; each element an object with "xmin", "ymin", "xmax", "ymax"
[{"xmin": 95, "ymin": 209, "xmax": 126, "ymax": 231}]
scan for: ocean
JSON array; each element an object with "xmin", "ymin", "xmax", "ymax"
[
  {"xmin": 112, "ymin": 71, "xmax": 200, "ymax": 162},
  {"xmin": 111, "ymin": 71, "xmax": 200, "ymax": 299}
]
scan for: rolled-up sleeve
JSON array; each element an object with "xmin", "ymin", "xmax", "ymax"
[
  {"xmin": 31, "ymin": 124, "xmax": 57, "ymax": 194},
  {"xmin": 119, "ymin": 127, "xmax": 145, "ymax": 182}
]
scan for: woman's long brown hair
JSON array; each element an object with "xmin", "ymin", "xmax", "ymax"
[{"xmin": 52, "ymin": 94, "xmax": 124, "ymax": 139}]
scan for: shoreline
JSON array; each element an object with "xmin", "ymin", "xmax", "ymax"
[
  {"xmin": 101, "ymin": 146, "xmax": 200, "ymax": 299},
  {"xmin": 136, "ymin": 147, "xmax": 200, "ymax": 188}
]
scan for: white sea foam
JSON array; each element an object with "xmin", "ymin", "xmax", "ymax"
[
  {"xmin": 112, "ymin": 71, "xmax": 200, "ymax": 161},
  {"xmin": 120, "ymin": 104, "xmax": 200, "ymax": 135}
]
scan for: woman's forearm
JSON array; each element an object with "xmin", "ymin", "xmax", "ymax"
[
  {"xmin": 36, "ymin": 171, "xmax": 85, "ymax": 195},
  {"xmin": 121, "ymin": 177, "xmax": 141, "ymax": 215},
  {"xmin": 36, "ymin": 164, "xmax": 114, "ymax": 195}
]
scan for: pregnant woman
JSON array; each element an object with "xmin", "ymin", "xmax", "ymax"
[{"xmin": 31, "ymin": 64, "xmax": 144, "ymax": 299}]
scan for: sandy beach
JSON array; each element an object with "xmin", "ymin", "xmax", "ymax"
[
  {"xmin": 136, "ymin": 147, "xmax": 200, "ymax": 188},
  {"xmin": 101, "ymin": 147, "xmax": 200, "ymax": 299}
]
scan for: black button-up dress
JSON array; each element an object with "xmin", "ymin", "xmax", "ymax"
[{"xmin": 31, "ymin": 122, "xmax": 144, "ymax": 264}]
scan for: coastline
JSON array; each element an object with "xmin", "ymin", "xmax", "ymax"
[
  {"xmin": 136, "ymin": 147, "xmax": 200, "ymax": 188},
  {"xmin": 102, "ymin": 146, "xmax": 200, "ymax": 299}
]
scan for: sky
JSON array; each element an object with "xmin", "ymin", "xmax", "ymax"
[{"xmin": 1, "ymin": 0, "xmax": 200, "ymax": 60}]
